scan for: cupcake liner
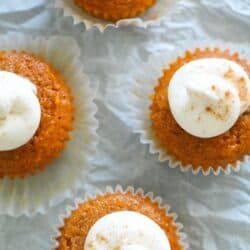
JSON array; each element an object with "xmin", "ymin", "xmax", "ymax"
[
  {"xmin": 0, "ymin": 33, "xmax": 99, "ymax": 217},
  {"xmin": 51, "ymin": 185, "xmax": 188, "ymax": 249},
  {"xmin": 129, "ymin": 40, "xmax": 250, "ymax": 176},
  {"xmin": 52, "ymin": 0, "xmax": 176, "ymax": 32}
]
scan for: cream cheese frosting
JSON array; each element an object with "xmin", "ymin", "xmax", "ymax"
[
  {"xmin": 168, "ymin": 58, "xmax": 250, "ymax": 138},
  {"xmin": 0, "ymin": 71, "xmax": 41, "ymax": 151},
  {"xmin": 84, "ymin": 211, "xmax": 171, "ymax": 250}
]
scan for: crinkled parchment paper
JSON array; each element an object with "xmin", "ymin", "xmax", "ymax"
[{"xmin": 0, "ymin": 0, "xmax": 249, "ymax": 249}]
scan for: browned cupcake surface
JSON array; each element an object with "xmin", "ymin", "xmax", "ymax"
[
  {"xmin": 56, "ymin": 192, "xmax": 184, "ymax": 250},
  {"xmin": 150, "ymin": 48, "xmax": 250, "ymax": 171},
  {"xmin": 74, "ymin": 0, "xmax": 156, "ymax": 21},
  {"xmin": 0, "ymin": 51, "xmax": 74, "ymax": 179}
]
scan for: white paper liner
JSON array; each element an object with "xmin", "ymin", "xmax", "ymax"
[
  {"xmin": 129, "ymin": 40, "xmax": 250, "ymax": 176},
  {"xmin": 51, "ymin": 185, "xmax": 188, "ymax": 249},
  {"xmin": 0, "ymin": 33, "xmax": 99, "ymax": 217},
  {"xmin": 52, "ymin": 0, "xmax": 176, "ymax": 32}
]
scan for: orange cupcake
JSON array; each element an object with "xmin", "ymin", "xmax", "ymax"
[
  {"xmin": 74, "ymin": 0, "xmax": 157, "ymax": 21},
  {"xmin": 54, "ymin": 187, "xmax": 187, "ymax": 250},
  {"xmin": 0, "ymin": 51, "xmax": 74, "ymax": 179},
  {"xmin": 151, "ymin": 48, "xmax": 250, "ymax": 173},
  {"xmin": 130, "ymin": 45, "xmax": 250, "ymax": 175}
]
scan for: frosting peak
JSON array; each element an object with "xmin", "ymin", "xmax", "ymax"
[
  {"xmin": 168, "ymin": 58, "xmax": 250, "ymax": 138},
  {"xmin": 0, "ymin": 71, "xmax": 41, "ymax": 151},
  {"xmin": 84, "ymin": 211, "xmax": 171, "ymax": 250}
]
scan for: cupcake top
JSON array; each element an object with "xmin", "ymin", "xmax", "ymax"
[
  {"xmin": 0, "ymin": 71, "xmax": 41, "ymax": 150},
  {"xmin": 168, "ymin": 58, "xmax": 250, "ymax": 138},
  {"xmin": 84, "ymin": 211, "xmax": 171, "ymax": 250}
]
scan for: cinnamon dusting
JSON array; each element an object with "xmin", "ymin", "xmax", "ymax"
[{"xmin": 224, "ymin": 68, "xmax": 248, "ymax": 101}]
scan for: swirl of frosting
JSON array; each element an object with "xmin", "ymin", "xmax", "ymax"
[
  {"xmin": 168, "ymin": 58, "xmax": 250, "ymax": 138},
  {"xmin": 0, "ymin": 71, "xmax": 41, "ymax": 151},
  {"xmin": 84, "ymin": 211, "xmax": 171, "ymax": 250}
]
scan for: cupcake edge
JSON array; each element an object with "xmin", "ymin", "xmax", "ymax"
[
  {"xmin": 52, "ymin": 0, "xmax": 176, "ymax": 32},
  {"xmin": 129, "ymin": 40, "xmax": 250, "ymax": 176},
  {"xmin": 74, "ymin": 0, "xmax": 157, "ymax": 22},
  {"xmin": 51, "ymin": 185, "xmax": 188, "ymax": 250},
  {"xmin": 0, "ymin": 33, "xmax": 99, "ymax": 217}
]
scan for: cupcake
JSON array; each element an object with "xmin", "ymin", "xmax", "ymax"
[
  {"xmin": 53, "ymin": 187, "xmax": 187, "ymax": 250},
  {"xmin": 74, "ymin": 0, "xmax": 157, "ymax": 21},
  {"xmin": 0, "ymin": 51, "xmax": 74, "ymax": 179},
  {"xmin": 53, "ymin": 0, "xmax": 175, "ymax": 31},
  {"xmin": 0, "ymin": 34, "xmax": 98, "ymax": 217},
  {"xmin": 130, "ymin": 44, "xmax": 250, "ymax": 175}
]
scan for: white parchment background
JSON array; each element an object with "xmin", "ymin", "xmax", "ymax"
[{"xmin": 0, "ymin": 0, "xmax": 250, "ymax": 249}]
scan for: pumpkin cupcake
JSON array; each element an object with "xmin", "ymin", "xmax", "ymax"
[
  {"xmin": 130, "ymin": 43, "xmax": 250, "ymax": 175},
  {"xmin": 0, "ymin": 34, "xmax": 98, "ymax": 217},
  {"xmin": 53, "ymin": 0, "xmax": 175, "ymax": 31},
  {"xmin": 53, "ymin": 186, "xmax": 187, "ymax": 250},
  {"xmin": 0, "ymin": 51, "xmax": 74, "ymax": 179},
  {"xmin": 74, "ymin": 0, "xmax": 156, "ymax": 21}
]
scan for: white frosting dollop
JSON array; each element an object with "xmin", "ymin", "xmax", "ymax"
[
  {"xmin": 84, "ymin": 211, "xmax": 171, "ymax": 250},
  {"xmin": 0, "ymin": 71, "xmax": 41, "ymax": 151},
  {"xmin": 168, "ymin": 58, "xmax": 250, "ymax": 138}
]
